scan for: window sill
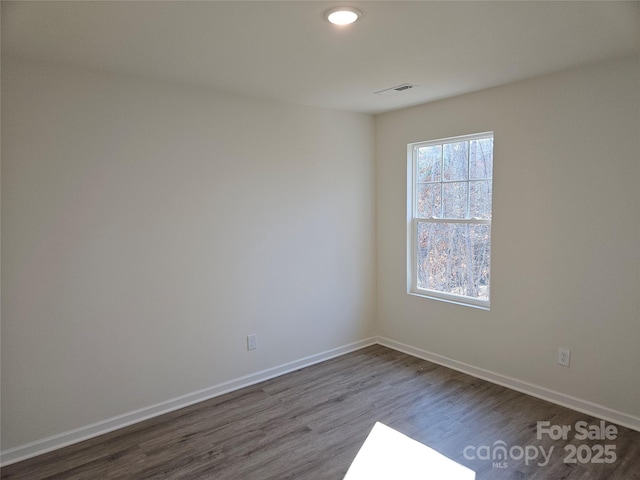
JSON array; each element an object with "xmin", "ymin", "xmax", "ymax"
[{"xmin": 408, "ymin": 291, "xmax": 490, "ymax": 311}]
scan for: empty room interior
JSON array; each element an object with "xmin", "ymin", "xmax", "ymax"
[{"xmin": 1, "ymin": 1, "xmax": 639, "ymax": 479}]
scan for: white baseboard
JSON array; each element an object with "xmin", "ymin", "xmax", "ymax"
[
  {"xmin": 376, "ymin": 336, "xmax": 640, "ymax": 433},
  {"xmin": 4, "ymin": 336, "xmax": 638, "ymax": 467},
  {"xmin": 0, "ymin": 337, "xmax": 377, "ymax": 467}
]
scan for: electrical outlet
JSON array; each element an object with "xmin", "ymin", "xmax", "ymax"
[
  {"xmin": 247, "ymin": 334, "xmax": 257, "ymax": 351},
  {"xmin": 558, "ymin": 348, "xmax": 571, "ymax": 367}
]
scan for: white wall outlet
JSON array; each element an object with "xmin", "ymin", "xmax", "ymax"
[
  {"xmin": 247, "ymin": 334, "xmax": 257, "ymax": 351},
  {"xmin": 558, "ymin": 347, "xmax": 571, "ymax": 367}
]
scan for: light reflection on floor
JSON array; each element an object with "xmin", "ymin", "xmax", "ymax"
[{"xmin": 344, "ymin": 422, "xmax": 476, "ymax": 479}]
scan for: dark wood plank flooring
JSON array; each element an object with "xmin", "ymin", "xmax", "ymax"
[{"xmin": 2, "ymin": 345, "xmax": 639, "ymax": 479}]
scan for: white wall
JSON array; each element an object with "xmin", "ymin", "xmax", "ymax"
[
  {"xmin": 376, "ymin": 55, "xmax": 640, "ymax": 420},
  {"xmin": 1, "ymin": 58, "xmax": 376, "ymax": 450}
]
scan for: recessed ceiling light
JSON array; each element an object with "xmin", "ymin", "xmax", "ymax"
[{"xmin": 324, "ymin": 7, "xmax": 363, "ymax": 26}]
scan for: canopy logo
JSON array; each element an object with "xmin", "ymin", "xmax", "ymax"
[{"xmin": 463, "ymin": 441, "xmax": 553, "ymax": 468}]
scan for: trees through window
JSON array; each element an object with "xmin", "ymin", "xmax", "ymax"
[{"xmin": 408, "ymin": 132, "xmax": 493, "ymax": 308}]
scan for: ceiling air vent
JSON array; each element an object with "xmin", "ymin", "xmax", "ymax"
[{"xmin": 374, "ymin": 83, "xmax": 418, "ymax": 96}]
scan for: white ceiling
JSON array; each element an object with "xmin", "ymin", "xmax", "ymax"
[{"xmin": 2, "ymin": 1, "xmax": 639, "ymax": 114}]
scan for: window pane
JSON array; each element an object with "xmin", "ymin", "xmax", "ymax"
[
  {"xmin": 469, "ymin": 137, "xmax": 493, "ymax": 179},
  {"xmin": 442, "ymin": 182, "xmax": 468, "ymax": 219},
  {"xmin": 470, "ymin": 180, "xmax": 492, "ymax": 219},
  {"xmin": 470, "ymin": 223, "xmax": 491, "ymax": 301},
  {"xmin": 417, "ymin": 222, "xmax": 490, "ymax": 300},
  {"xmin": 416, "ymin": 183, "xmax": 442, "ymax": 218},
  {"xmin": 417, "ymin": 145, "xmax": 442, "ymax": 182},
  {"xmin": 443, "ymin": 142, "xmax": 469, "ymax": 181}
]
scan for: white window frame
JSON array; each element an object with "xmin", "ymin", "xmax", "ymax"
[{"xmin": 407, "ymin": 132, "xmax": 493, "ymax": 310}]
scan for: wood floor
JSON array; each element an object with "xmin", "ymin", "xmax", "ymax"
[{"xmin": 2, "ymin": 345, "xmax": 639, "ymax": 480}]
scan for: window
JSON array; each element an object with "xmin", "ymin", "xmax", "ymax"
[{"xmin": 408, "ymin": 132, "xmax": 493, "ymax": 309}]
